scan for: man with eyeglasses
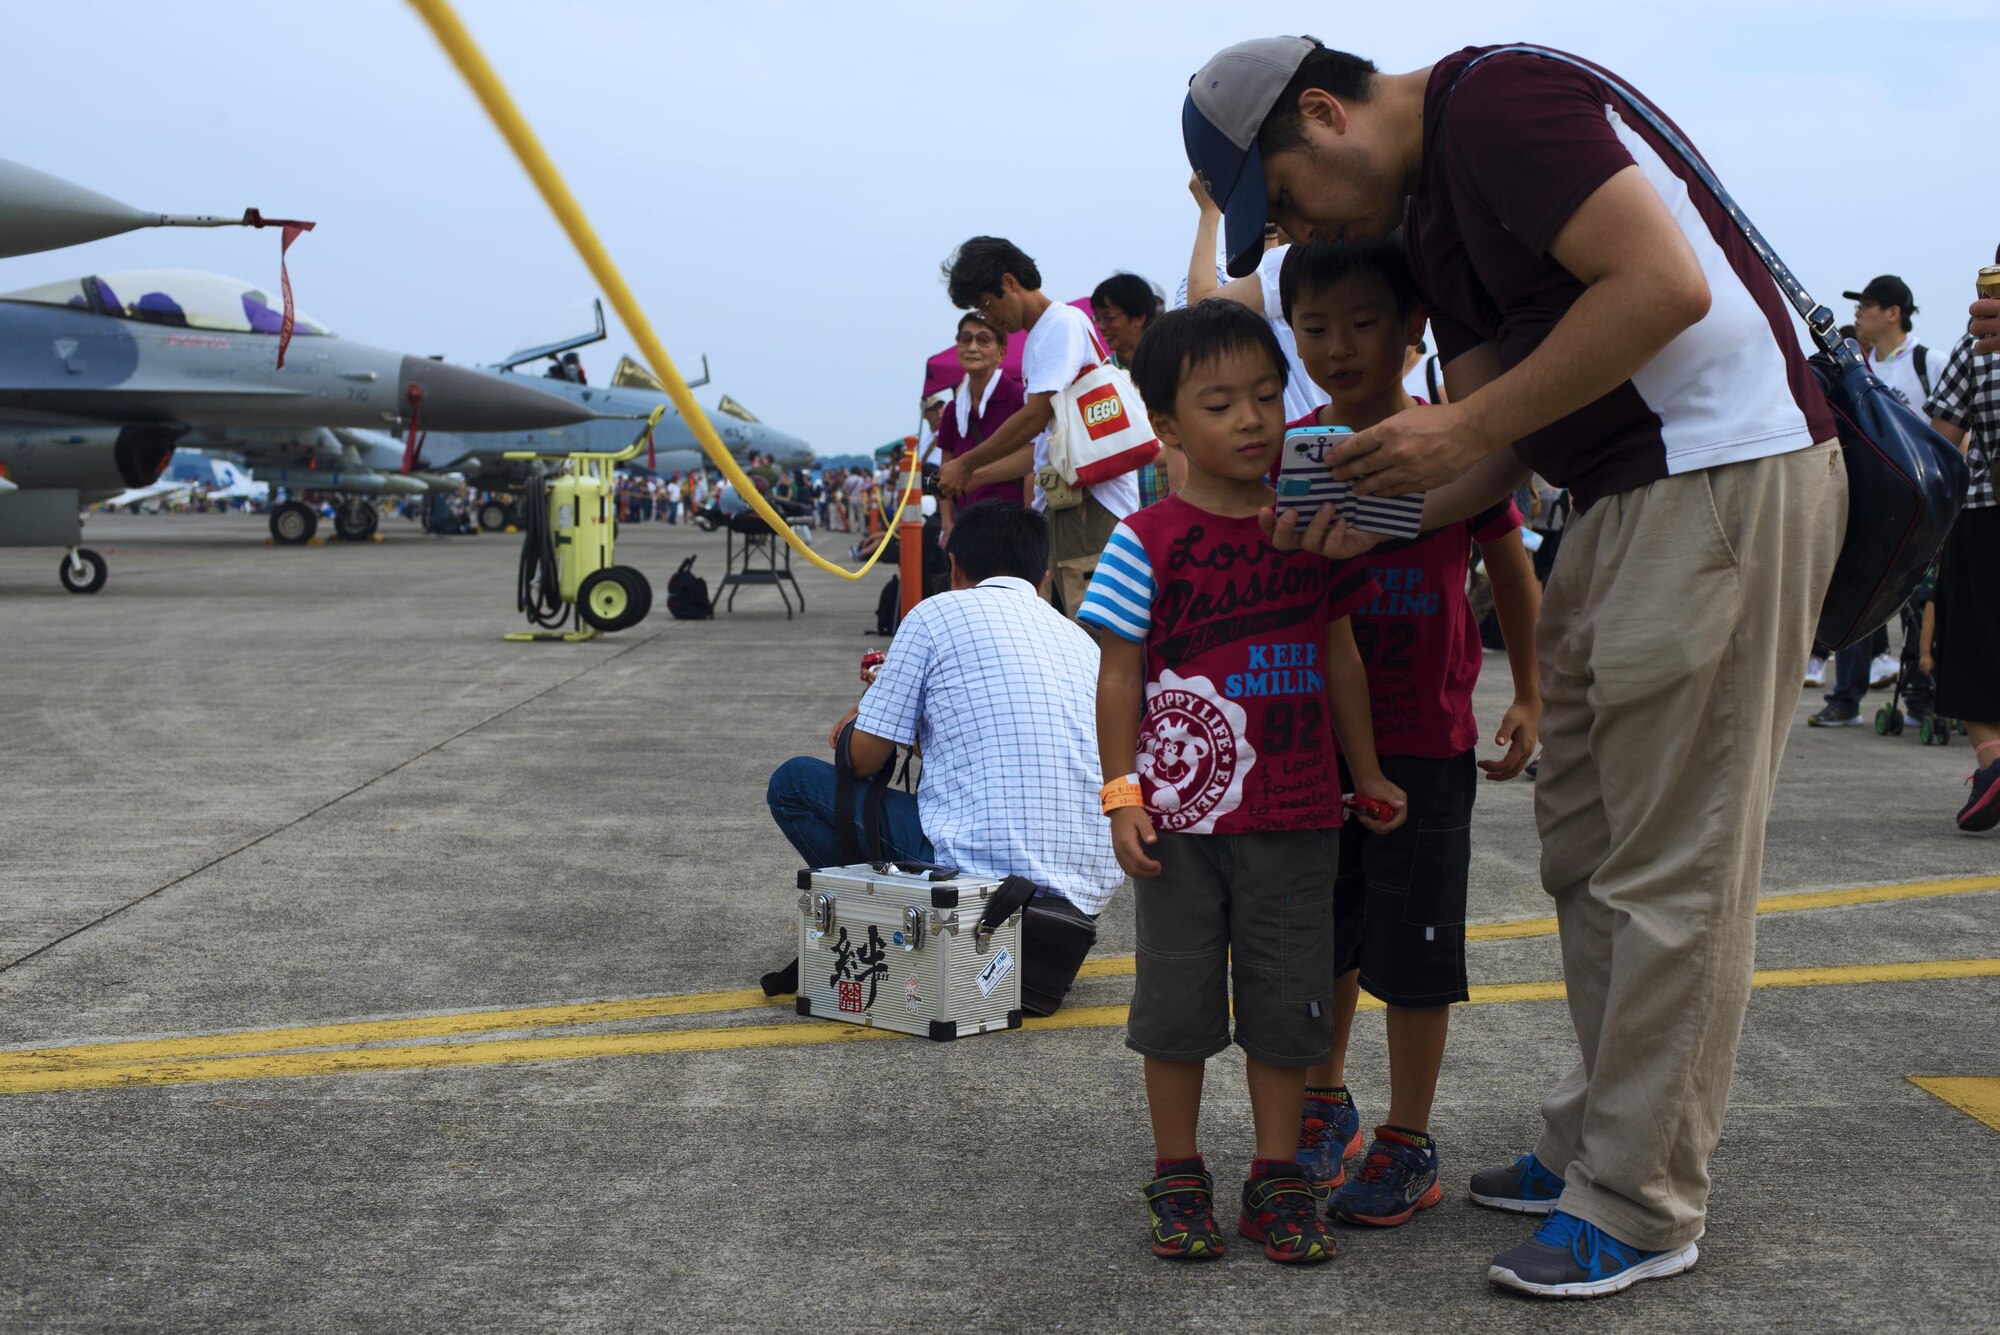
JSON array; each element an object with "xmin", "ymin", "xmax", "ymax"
[{"xmin": 935, "ymin": 236, "xmax": 1143, "ymax": 616}]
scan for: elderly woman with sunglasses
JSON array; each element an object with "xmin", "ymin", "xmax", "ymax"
[{"xmin": 933, "ymin": 311, "xmax": 1028, "ymax": 544}]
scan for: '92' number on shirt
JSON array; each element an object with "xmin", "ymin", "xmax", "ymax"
[
  {"xmin": 1259, "ymin": 699, "xmax": 1326, "ymax": 756},
  {"xmin": 1351, "ymin": 622, "xmax": 1416, "ymax": 670}
]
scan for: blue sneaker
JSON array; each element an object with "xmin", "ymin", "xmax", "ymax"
[
  {"xmin": 1296, "ymin": 1093, "xmax": 1363, "ymax": 1189},
  {"xmin": 1466, "ymin": 1152, "xmax": 1566, "ymax": 1214},
  {"xmin": 1488, "ymin": 1210, "xmax": 1699, "ymax": 1298},
  {"xmin": 1329, "ymin": 1128, "xmax": 1442, "ymax": 1226}
]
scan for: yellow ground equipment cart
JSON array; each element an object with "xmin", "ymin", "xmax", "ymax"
[{"xmin": 506, "ymin": 407, "xmax": 664, "ymax": 642}]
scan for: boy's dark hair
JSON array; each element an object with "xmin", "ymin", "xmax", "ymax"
[
  {"xmin": 945, "ymin": 500, "xmax": 1049, "ymax": 585},
  {"xmin": 956, "ymin": 310, "xmax": 1008, "ymax": 354},
  {"xmin": 1129, "ymin": 301, "xmax": 1288, "ymax": 412},
  {"xmin": 1091, "ymin": 273, "xmax": 1162, "ymax": 322},
  {"xmin": 943, "ymin": 237, "xmax": 1042, "ymax": 310},
  {"xmin": 1278, "ymin": 237, "xmax": 1421, "ymax": 324},
  {"xmin": 1256, "ymin": 40, "xmax": 1380, "ymax": 157}
]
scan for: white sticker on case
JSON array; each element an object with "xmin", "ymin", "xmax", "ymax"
[{"xmin": 976, "ymin": 945, "xmax": 1014, "ymax": 997}]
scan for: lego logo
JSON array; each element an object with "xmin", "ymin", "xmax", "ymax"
[{"xmin": 1077, "ymin": 383, "xmax": 1130, "ymax": 441}]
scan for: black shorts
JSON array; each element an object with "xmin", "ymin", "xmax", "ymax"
[
  {"xmin": 1934, "ymin": 505, "xmax": 2000, "ymax": 724},
  {"xmin": 1334, "ymin": 751, "xmax": 1475, "ymax": 1007}
]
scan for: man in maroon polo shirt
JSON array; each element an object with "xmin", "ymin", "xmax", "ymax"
[{"xmin": 1184, "ymin": 38, "xmax": 1846, "ymax": 1299}]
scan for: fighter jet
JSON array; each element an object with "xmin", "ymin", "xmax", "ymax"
[
  {"xmin": 402, "ymin": 304, "xmax": 814, "ymax": 529},
  {"xmin": 0, "ymin": 269, "xmax": 596, "ymax": 586}
]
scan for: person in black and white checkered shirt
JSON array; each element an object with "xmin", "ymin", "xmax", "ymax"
[{"xmin": 1924, "ymin": 321, "xmax": 2000, "ymax": 829}]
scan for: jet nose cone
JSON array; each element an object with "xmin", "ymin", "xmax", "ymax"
[{"xmin": 396, "ymin": 357, "xmax": 595, "ymax": 430}]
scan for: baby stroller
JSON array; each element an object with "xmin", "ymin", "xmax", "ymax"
[{"xmin": 1873, "ymin": 568, "xmax": 1959, "ymax": 745}]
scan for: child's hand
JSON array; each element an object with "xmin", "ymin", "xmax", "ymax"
[
  {"xmin": 1260, "ymin": 503, "xmax": 1385, "ymax": 562},
  {"xmin": 1352, "ymin": 773, "xmax": 1407, "ymax": 834},
  {"xmin": 1480, "ymin": 698, "xmax": 1541, "ymax": 782},
  {"xmin": 1110, "ymin": 807, "xmax": 1162, "ymax": 879}
]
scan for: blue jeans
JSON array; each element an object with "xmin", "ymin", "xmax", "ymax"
[{"xmin": 766, "ymin": 756, "xmax": 933, "ymax": 869}]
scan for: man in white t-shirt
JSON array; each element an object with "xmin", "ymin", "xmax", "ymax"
[
  {"xmin": 1846, "ymin": 274, "xmax": 1942, "ymax": 412},
  {"xmin": 935, "ymin": 236, "xmax": 1140, "ymax": 614}
]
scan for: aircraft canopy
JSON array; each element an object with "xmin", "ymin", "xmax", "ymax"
[{"xmin": 0, "ymin": 269, "xmax": 330, "ymax": 337}]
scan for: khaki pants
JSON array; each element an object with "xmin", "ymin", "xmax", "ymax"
[
  {"xmin": 1045, "ymin": 493, "xmax": 1120, "ymax": 618},
  {"xmin": 1531, "ymin": 440, "xmax": 1844, "ymax": 1251}
]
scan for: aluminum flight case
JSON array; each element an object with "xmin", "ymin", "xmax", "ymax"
[{"xmin": 796, "ymin": 862, "xmax": 1024, "ymax": 1040}]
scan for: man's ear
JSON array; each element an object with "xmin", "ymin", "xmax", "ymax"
[
  {"xmin": 1294, "ymin": 87, "xmax": 1349, "ymax": 137},
  {"xmin": 999, "ymin": 273, "xmax": 1021, "ymax": 297}
]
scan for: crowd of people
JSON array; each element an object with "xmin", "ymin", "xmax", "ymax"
[{"xmin": 759, "ymin": 34, "xmax": 1997, "ymax": 1302}]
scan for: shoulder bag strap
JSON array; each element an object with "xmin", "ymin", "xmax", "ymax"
[
  {"xmin": 1444, "ymin": 46, "xmax": 1846, "ymax": 362},
  {"xmin": 834, "ymin": 719, "xmax": 896, "ymax": 864}
]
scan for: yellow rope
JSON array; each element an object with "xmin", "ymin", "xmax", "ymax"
[{"xmin": 405, "ymin": 0, "xmax": 913, "ymax": 580}]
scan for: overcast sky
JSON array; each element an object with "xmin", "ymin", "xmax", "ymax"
[{"xmin": 8, "ymin": 1, "xmax": 1995, "ymax": 458}]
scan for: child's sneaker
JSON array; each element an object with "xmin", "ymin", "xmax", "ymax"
[
  {"xmin": 1467, "ymin": 1152, "xmax": 1567, "ymax": 1214},
  {"xmin": 1296, "ymin": 1090, "xmax": 1363, "ymax": 1189},
  {"xmin": 1329, "ymin": 1127, "xmax": 1443, "ymax": 1226},
  {"xmin": 1237, "ymin": 1163, "xmax": 1335, "ymax": 1264},
  {"xmin": 1488, "ymin": 1210, "xmax": 1698, "ymax": 1299},
  {"xmin": 1142, "ymin": 1162, "xmax": 1224, "ymax": 1261}
]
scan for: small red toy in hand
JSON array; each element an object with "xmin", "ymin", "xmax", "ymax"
[{"xmin": 1343, "ymin": 793, "xmax": 1395, "ymax": 824}]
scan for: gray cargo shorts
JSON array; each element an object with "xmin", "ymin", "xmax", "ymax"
[{"xmin": 1126, "ymin": 829, "xmax": 1337, "ymax": 1068}]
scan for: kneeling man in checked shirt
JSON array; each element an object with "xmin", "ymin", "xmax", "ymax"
[{"xmin": 766, "ymin": 500, "xmax": 1123, "ymax": 921}]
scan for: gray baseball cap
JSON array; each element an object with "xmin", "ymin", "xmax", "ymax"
[{"xmin": 1185, "ymin": 37, "xmax": 1316, "ymax": 278}]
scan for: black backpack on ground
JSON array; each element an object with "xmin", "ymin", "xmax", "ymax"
[
  {"xmin": 873, "ymin": 575, "xmax": 899, "ymax": 635},
  {"xmin": 665, "ymin": 555, "xmax": 713, "ymax": 620}
]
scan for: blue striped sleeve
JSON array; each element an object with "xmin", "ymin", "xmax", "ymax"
[{"xmin": 1076, "ymin": 523, "xmax": 1155, "ymax": 643}]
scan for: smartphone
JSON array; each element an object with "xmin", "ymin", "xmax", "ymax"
[
  {"xmin": 1275, "ymin": 425, "xmax": 1427, "ymax": 540},
  {"xmin": 1275, "ymin": 425, "xmax": 1350, "ymax": 517}
]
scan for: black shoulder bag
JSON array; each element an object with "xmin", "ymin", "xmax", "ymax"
[{"xmin": 1446, "ymin": 46, "xmax": 1968, "ymax": 651}]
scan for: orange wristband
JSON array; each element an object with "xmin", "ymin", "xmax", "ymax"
[{"xmin": 1101, "ymin": 775, "xmax": 1143, "ymax": 816}]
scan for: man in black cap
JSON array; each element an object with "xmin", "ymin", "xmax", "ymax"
[
  {"xmin": 1181, "ymin": 37, "xmax": 1846, "ymax": 1300},
  {"xmin": 1844, "ymin": 275, "xmax": 1938, "ymax": 412},
  {"xmin": 1803, "ymin": 274, "xmax": 1941, "ymax": 725}
]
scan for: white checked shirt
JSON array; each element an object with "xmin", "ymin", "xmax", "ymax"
[
  {"xmin": 1926, "ymin": 334, "xmax": 1999, "ymax": 511},
  {"xmin": 855, "ymin": 576, "xmax": 1122, "ymax": 914}
]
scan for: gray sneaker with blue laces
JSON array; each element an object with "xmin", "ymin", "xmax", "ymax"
[{"xmin": 1466, "ymin": 1152, "xmax": 1566, "ymax": 1214}]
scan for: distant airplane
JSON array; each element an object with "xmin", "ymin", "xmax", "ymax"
[
  {"xmin": 0, "ymin": 269, "xmax": 595, "ymax": 585},
  {"xmin": 101, "ymin": 449, "xmax": 269, "ymax": 510},
  {"xmin": 402, "ymin": 303, "xmax": 815, "ymax": 530}
]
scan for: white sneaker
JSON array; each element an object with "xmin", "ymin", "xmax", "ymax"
[
  {"xmin": 1870, "ymin": 653, "xmax": 1899, "ymax": 687},
  {"xmin": 1803, "ymin": 656, "xmax": 1826, "ymax": 688}
]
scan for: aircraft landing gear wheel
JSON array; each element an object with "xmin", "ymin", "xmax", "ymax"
[
  {"xmin": 59, "ymin": 547, "xmax": 107, "ymax": 594},
  {"xmin": 271, "ymin": 500, "xmax": 319, "ymax": 545},
  {"xmin": 478, "ymin": 500, "xmax": 512, "ymax": 532},
  {"xmin": 577, "ymin": 565, "xmax": 651, "ymax": 633},
  {"xmin": 332, "ymin": 499, "xmax": 379, "ymax": 542}
]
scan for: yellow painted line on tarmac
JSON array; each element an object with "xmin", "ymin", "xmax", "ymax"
[
  {"xmin": 4, "ymin": 957, "xmax": 1992, "ymax": 1098},
  {"xmin": 1077, "ymin": 873, "xmax": 2000, "ymax": 981},
  {"xmin": 0, "ymin": 987, "xmax": 790, "ymax": 1075},
  {"xmin": 1907, "ymin": 1076, "xmax": 2000, "ymax": 1134},
  {"xmin": 6, "ymin": 873, "xmax": 1996, "ymax": 1076}
]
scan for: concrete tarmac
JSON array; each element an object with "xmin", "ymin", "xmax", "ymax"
[{"xmin": 0, "ymin": 511, "xmax": 1994, "ymax": 1333}]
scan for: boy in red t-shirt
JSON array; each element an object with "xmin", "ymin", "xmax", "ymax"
[
  {"xmin": 1078, "ymin": 301, "xmax": 1407, "ymax": 1266},
  {"xmin": 1276, "ymin": 238, "xmax": 1543, "ymax": 1228}
]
